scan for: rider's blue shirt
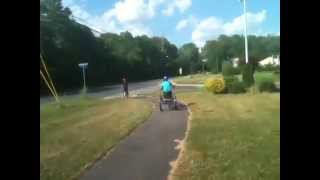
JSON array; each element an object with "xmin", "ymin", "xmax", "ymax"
[{"xmin": 161, "ymin": 80, "xmax": 173, "ymax": 92}]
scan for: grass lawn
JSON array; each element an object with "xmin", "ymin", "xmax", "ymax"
[
  {"xmin": 172, "ymin": 92, "xmax": 280, "ymax": 180},
  {"xmin": 40, "ymin": 97, "xmax": 153, "ymax": 180},
  {"xmin": 254, "ymin": 71, "xmax": 280, "ymax": 85}
]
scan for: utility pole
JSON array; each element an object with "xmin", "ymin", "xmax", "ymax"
[
  {"xmin": 240, "ymin": 0, "xmax": 249, "ymax": 64},
  {"xmin": 78, "ymin": 62, "xmax": 88, "ymax": 93}
]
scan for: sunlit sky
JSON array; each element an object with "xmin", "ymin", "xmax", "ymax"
[{"xmin": 62, "ymin": 0, "xmax": 280, "ymax": 47}]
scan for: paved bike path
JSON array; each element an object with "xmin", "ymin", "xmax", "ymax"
[{"xmin": 80, "ymin": 98, "xmax": 188, "ymax": 180}]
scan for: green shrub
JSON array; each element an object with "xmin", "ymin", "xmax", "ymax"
[
  {"xmin": 232, "ymin": 67, "xmax": 241, "ymax": 75},
  {"xmin": 259, "ymin": 79, "xmax": 277, "ymax": 92},
  {"xmin": 274, "ymin": 70, "xmax": 280, "ymax": 82},
  {"xmin": 223, "ymin": 76, "xmax": 237, "ymax": 93},
  {"xmin": 242, "ymin": 63, "xmax": 255, "ymax": 87},
  {"xmin": 224, "ymin": 76, "xmax": 238, "ymax": 86},
  {"xmin": 204, "ymin": 77, "xmax": 226, "ymax": 94},
  {"xmin": 223, "ymin": 76, "xmax": 246, "ymax": 94},
  {"xmin": 222, "ymin": 61, "xmax": 234, "ymax": 76},
  {"xmin": 228, "ymin": 81, "xmax": 247, "ymax": 94}
]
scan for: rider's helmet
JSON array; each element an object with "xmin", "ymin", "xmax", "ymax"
[{"xmin": 163, "ymin": 76, "xmax": 168, "ymax": 81}]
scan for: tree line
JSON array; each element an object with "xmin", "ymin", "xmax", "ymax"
[
  {"xmin": 202, "ymin": 34, "xmax": 280, "ymax": 73},
  {"xmin": 40, "ymin": 0, "xmax": 279, "ymax": 95}
]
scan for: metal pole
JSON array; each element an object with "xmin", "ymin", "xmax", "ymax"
[
  {"xmin": 243, "ymin": 0, "xmax": 249, "ymax": 64},
  {"xmin": 82, "ymin": 66, "xmax": 86, "ymax": 91}
]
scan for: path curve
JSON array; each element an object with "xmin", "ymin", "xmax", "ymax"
[{"xmin": 79, "ymin": 96, "xmax": 189, "ymax": 180}]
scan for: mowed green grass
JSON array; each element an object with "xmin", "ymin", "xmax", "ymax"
[
  {"xmin": 254, "ymin": 71, "xmax": 280, "ymax": 85},
  {"xmin": 172, "ymin": 92, "xmax": 280, "ymax": 180},
  {"xmin": 40, "ymin": 97, "xmax": 153, "ymax": 180}
]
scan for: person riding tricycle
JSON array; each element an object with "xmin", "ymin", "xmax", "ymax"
[{"xmin": 159, "ymin": 76, "xmax": 177, "ymax": 111}]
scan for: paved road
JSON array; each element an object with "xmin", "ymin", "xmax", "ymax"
[
  {"xmin": 40, "ymin": 79, "xmax": 162, "ymax": 105},
  {"xmin": 40, "ymin": 79, "xmax": 202, "ymax": 105},
  {"xmin": 79, "ymin": 97, "xmax": 189, "ymax": 180}
]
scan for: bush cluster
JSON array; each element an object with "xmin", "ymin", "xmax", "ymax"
[{"xmin": 204, "ymin": 77, "xmax": 226, "ymax": 94}]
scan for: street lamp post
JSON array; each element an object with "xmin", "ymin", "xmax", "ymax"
[
  {"xmin": 78, "ymin": 62, "xmax": 88, "ymax": 93},
  {"xmin": 240, "ymin": 0, "xmax": 249, "ymax": 64}
]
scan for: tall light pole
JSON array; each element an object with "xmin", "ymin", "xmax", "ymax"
[
  {"xmin": 78, "ymin": 62, "xmax": 88, "ymax": 93},
  {"xmin": 240, "ymin": 0, "xmax": 249, "ymax": 64}
]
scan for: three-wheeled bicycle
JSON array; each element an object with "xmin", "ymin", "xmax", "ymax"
[{"xmin": 159, "ymin": 89, "xmax": 178, "ymax": 111}]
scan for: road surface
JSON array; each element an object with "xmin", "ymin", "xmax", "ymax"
[
  {"xmin": 40, "ymin": 79, "xmax": 201, "ymax": 105},
  {"xmin": 40, "ymin": 79, "xmax": 162, "ymax": 105}
]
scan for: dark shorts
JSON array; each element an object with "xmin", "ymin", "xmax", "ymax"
[
  {"xmin": 123, "ymin": 85, "xmax": 128, "ymax": 91},
  {"xmin": 163, "ymin": 91, "xmax": 172, "ymax": 98}
]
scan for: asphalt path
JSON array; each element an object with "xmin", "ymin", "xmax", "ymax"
[{"xmin": 79, "ymin": 96, "xmax": 189, "ymax": 180}]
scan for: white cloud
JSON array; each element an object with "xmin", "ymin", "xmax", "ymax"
[
  {"xmin": 176, "ymin": 15, "xmax": 197, "ymax": 31},
  {"xmin": 62, "ymin": 0, "xmax": 110, "ymax": 34},
  {"xmin": 223, "ymin": 10, "xmax": 266, "ymax": 35},
  {"xmin": 112, "ymin": 0, "xmax": 153, "ymax": 23},
  {"xmin": 62, "ymin": 0, "xmax": 90, "ymax": 19},
  {"xmin": 175, "ymin": 0, "xmax": 192, "ymax": 13},
  {"xmin": 89, "ymin": 14, "xmax": 120, "ymax": 34},
  {"xmin": 107, "ymin": 0, "xmax": 169, "ymax": 24},
  {"xmin": 62, "ymin": 0, "xmax": 193, "ymax": 37},
  {"xmin": 191, "ymin": 10, "xmax": 267, "ymax": 47},
  {"xmin": 69, "ymin": 4, "xmax": 91, "ymax": 19},
  {"xmin": 124, "ymin": 23, "xmax": 153, "ymax": 36},
  {"xmin": 62, "ymin": 0, "xmax": 169, "ymax": 37},
  {"xmin": 162, "ymin": 0, "xmax": 192, "ymax": 16},
  {"xmin": 176, "ymin": 19, "xmax": 188, "ymax": 30},
  {"xmin": 192, "ymin": 17, "xmax": 223, "ymax": 47},
  {"xmin": 162, "ymin": 5, "xmax": 175, "ymax": 16},
  {"xmin": 62, "ymin": 0, "xmax": 75, "ymax": 7}
]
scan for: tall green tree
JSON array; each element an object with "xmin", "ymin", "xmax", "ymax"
[
  {"xmin": 176, "ymin": 43, "xmax": 200, "ymax": 74},
  {"xmin": 202, "ymin": 34, "xmax": 280, "ymax": 73}
]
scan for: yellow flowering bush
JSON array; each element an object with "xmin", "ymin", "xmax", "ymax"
[{"xmin": 204, "ymin": 77, "xmax": 225, "ymax": 94}]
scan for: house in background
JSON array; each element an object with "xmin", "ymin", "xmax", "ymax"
[
  {"xmin": 259, "ymin": 55, "xmax": 280, "ymax": 66},
  {"xmin": 231, "ymin": 55, "xmax": 280, "ymax": 67},
  {"xmin": 231, "ymin": 57, "xmax": 240, "ymax": 68}
]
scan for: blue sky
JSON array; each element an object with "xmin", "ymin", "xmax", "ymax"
[{"xmin": 62, "ymin": 0, "xmax": 279, "ymax": 48}]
